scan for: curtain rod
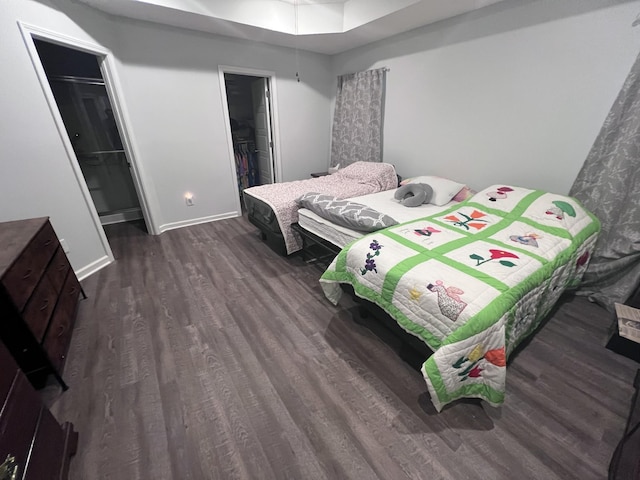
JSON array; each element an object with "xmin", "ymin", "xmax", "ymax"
[{"xmin": 338, "ymin": 67, "xmax": 390, "ymax": 77}]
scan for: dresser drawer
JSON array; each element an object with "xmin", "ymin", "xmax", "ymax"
[
  {"xmin": 0, "ymin": 345, "xmax": 17, "ymax": 407},
  {"xmin": 0, "ymin": 340, "xmax": 78, "ymax": 480},
  {"xmin": 46, "ymin": 246, "xmax": 71, "ymax": 294},
  {"xmin": 0, "ymin": 375, "xmax": 42, "ymax": 480},
  {"xmin": 22, "ymin": 275, "xmax": 58, "ymax": 343},
  {"xmin": 22, "ymin": 406, "xmax": 65, "ymax": 480},
  {"xmin": 43, "ymin": 271, "xmax": 80, "ymax": 371},
  {"xmin": 1, "ymin": 221, "xmax": 58, "ymax": 311}
]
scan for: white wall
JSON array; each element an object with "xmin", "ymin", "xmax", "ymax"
[
  {"xmin": 0, "ymin": 0, "xmax": 333, "ymax": 276},
  {"xmin": 0, "ymin": 0, "xmax": 116, "ymax": 275},
  {"xmin": 111, "ymin": 19, "xmax": 333, "ymax": 228},
  {"xmin": 332, "ymin": 0, "xmax": 640, "ymax": 194},
  {"xmin": 6, "ymin": 0, "xmax": 634, "ymax": 279}
]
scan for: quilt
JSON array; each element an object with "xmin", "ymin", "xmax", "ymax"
[{"xmin": 320, "ymin": 185, "xmax": 600, "ymax": 411}]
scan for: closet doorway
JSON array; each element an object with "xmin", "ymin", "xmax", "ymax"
[
  {"xmin": 220, "ymin": 67, "xmax": 281, "ymax": 209},
  {"xmin": 33, "ymin": 39, "xmax": 147, "ymax": 231}
]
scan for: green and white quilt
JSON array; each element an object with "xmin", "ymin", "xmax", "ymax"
[{"xmin": 320, "ymin": 185, "xmax": 600, "ymax": 411}]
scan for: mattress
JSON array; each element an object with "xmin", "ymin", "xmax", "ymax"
[{"xmin": 297, "ymin": 190, "xmax": 457, "ymax": 248}]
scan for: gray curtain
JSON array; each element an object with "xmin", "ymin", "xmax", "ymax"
[
  {"xmin": 569, "ymin": 52, "xmax": 640, "ymax": 311},
  {"xmin": 330, "ymin": 68, "xmax": 385, "ymax": 168}
]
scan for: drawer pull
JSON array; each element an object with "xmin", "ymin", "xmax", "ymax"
[
  {"xmin": 22, "ymin": 269, "xmax": 32, "ymax": 279},
  {"xmin": 39, "ymin": 300, "xmax": 49, "ymax": 311},
  {"xmin": 0, "ymin": 454, "xmax": 19, "ymax": 480},
  {"xmin": 43, "ymin": 239, "xmax": 53, "ymax": 246}
]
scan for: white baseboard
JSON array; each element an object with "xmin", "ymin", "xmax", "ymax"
[
  {"xmin": 100, "ymin": 208, "xmax": 143, "ymax": 226},
  {"xmin": 75, "ymin": 254, "xmax": 113, "ymax": 281},
  {"xmin": 158, "ymin": 211, "xmax": 240, "ymax": 233},
  {"xmin": 74, "ymin": 212, "xmax": 240, "ymax": 281}
]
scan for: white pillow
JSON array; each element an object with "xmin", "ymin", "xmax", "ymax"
[{"xmin": 403, "ymin": 176, "xmax": 465, "ymax": 206}]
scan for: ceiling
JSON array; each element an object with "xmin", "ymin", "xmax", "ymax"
[
  {"xmin": 278, "ymin": 0, "xmax": 349, "ymax": 4},
  {"xmin": 77, "ymin": 0, "xmax": 506, "ymax": 55}
]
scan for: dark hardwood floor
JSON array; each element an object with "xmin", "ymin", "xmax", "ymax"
[{"xmin": 47, "ymin": 216, "xmax": 638, "ymax": 480}]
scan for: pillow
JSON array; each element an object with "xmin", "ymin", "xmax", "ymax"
[
  {"xmin": 297, "ymin": 192, "xmax": 398, "ymax": 232},
  {"xmin": 452, "ymin": 185, "xmax": 475, "ymax": 202},
  {"xmin": 394, "ymin": 183, "xmax": 433, "ymax": 207},
  {"xmin": 334, "ymin": 162, "xmax": 396, "ymax": 181},
  {"xmin": 400, "ymin": 176, "xmax": 465, "ymax": 206}
]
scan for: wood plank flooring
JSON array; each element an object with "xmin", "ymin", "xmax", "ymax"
[{"xmin": 47, "ymin": 216, "xmax": 638, "ymax": 480}]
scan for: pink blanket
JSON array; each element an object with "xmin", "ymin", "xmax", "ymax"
[{"xmin": 244, "ymin": 162, "xmax": 398, "ymax": 254}]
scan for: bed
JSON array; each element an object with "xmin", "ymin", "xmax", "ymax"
[
  {"xmin": 243, "ymin": 161, "xmax": 398, "ymax": 256},
  {"xmin": 319, "ymin": 184, "xmax": 600, "ymax": 411}
]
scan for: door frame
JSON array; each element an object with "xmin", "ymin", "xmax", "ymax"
[
  {"xmin": 218, "ymin": 66, "xmax": 282, "ymax": 213},
  {"xmin": 18, "ymin": 22, "xmax": 159, "ymax": 266}
]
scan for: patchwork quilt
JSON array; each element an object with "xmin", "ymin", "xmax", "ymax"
[{"xmin": 320, "ymin": 185, "xmax": 600, "ymax": 411}]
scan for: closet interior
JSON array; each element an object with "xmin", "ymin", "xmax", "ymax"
[{"xmin": 224, "ymin": 73, "xmax": 275, "ymax": 207}]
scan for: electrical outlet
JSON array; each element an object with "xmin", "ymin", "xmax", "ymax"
[
  {"xmin": 60, "ymin": 239, "xmax": 70, "ymax": 253},
  {"xmin": 185, "ymin": 193, "xmax": 194, "ymax": 206}
]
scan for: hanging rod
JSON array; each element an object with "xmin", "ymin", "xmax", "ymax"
[
  {"xmin": 49, "ymin": 75, "xmax": 105, "ymax": 86},
  {"xmin": 77, "ymin": 150, "xmax": 125, "ymax": 156}
]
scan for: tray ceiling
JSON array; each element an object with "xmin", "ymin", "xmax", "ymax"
[{"xmin": 77, "ymin": 0, "xmax": 506, "ymax": 54}]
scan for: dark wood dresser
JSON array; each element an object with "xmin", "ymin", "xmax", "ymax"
[
  {"xmin": 0, "ymin": 339, "xmax": 77, "ymax": 479},
  {"xmin": 0, "ymin": 217, "xmax": 82, "ymax": 390}
]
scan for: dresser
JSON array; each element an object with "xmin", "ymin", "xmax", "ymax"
[
  {"xmin": 0, "ymin": 340, "xmax": 77, "ymax": 479},
  {"xmin": 0, "ymin": 217, "xmax": 83, "ymax": 390}
]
